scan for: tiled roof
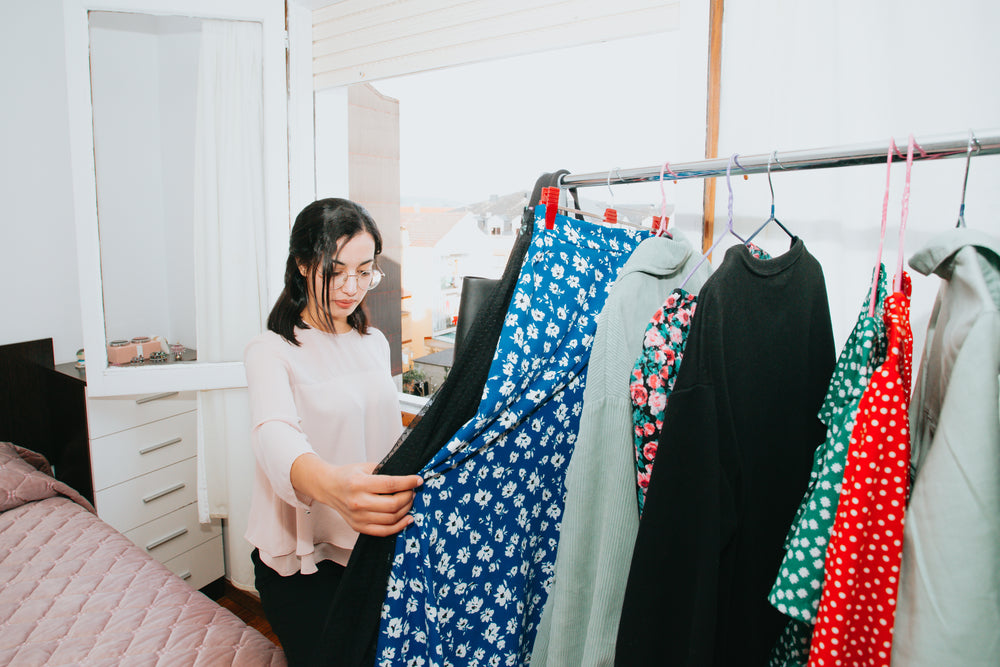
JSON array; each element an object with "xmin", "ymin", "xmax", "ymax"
[{"xmin": 400, "ymin": 206, "xmax": 467, "ymax": 248}]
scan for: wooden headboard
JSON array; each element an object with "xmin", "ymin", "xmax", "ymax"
[{"xmin": 0, "ymin": 338, "xmax": 94, "ymax": 505}]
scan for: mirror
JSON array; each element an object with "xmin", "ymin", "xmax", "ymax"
[
  {"xmin": 65, "ymin": 0, "xmax": 289, "ymax": 396},
  {"xmin": 89, "ymin": 11, "xmax": 200, "ymax": 367}
]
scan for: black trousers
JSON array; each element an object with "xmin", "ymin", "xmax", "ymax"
[{"xmin": 251, "ymin": 548, "xmax": 345, "ymax": 667}]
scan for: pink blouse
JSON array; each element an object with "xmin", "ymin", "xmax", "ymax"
[{"xmin": 243, "ymin": 326, "xmax": 403, "ymax": 576}]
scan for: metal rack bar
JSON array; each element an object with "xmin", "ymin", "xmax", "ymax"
[{"xmin": 558, "ymin": 129, "xmax": 1000, "ymax": 189}]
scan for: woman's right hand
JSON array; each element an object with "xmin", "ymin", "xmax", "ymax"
[{"xmin": 290, "ymin": 454, "xmax": 423, "ymax": 537}]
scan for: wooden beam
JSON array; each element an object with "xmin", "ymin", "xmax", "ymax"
[{"xmin": 702, "ymin": 0, "xmax": 725, "ymax": 253}]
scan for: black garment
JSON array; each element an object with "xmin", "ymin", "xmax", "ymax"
[
  {"xmin": 252, "ymin": 549, "xmax": 346, "ymax": 667},
  {"xmin": 615, "ymin": 239, "xmax": 836, "ymax": 667},
  {"xmin": 312, "ymin": 172, "xmax": 575, "ymax": 667}
]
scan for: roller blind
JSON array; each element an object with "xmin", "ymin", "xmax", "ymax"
[{"xmin": 313, "ymin": 0, "xmax": 680, "ymax": 90}]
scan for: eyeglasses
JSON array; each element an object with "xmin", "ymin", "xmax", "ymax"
[{"xmin": 332, "ymin": 267, "xmax": 383, "ymax": 291}]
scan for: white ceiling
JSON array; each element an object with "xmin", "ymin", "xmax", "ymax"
[{"xmin": 291, "ymin": 0, "xmax": 341, "ymax": 9}]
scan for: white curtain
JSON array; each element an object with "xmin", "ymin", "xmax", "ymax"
[{"xmin": 193, "ymin": 19, "xmax": 269, "ymax": 590}]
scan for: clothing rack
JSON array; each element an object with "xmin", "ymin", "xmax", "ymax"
[{"xmin": 558, "ymin": 129, "xmax": 1000, "ymax": 188}]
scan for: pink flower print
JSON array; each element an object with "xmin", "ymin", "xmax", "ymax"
[
  {"xmin": 665, "ymin": 293, "xmax": 678, "ymax": 308},
  {"xmin": 647, "ymin": 390, "xmax": 667, "ymax": 415},
  {"xmin": 669, "ymin": 327, "xmax": 683, "ymax": 344},
  {"xmin": 632, "ymin": 368, "xmax": 643, "ymax": 381},
  {"xmin": 647, "ymin": 373, "xmax": 663, "ymax": 390},
  {"xmin": 651, "ymin": 308, "xmax": 665, "ymax": 325},
  {"xmin": 638, "ymin": 470, "xmax": 651, "ymax": 490},
  {"xmin": 643, "ymin": 422, "xmax": 656, "ymax": 437},
  {"xmin": 654, "ymin": 350, "xmax": 666, "ymax": 365},
  {"xmin": 630, "ymin": 383, "xmax": 648, "ymax": 405},
  {"xmin": 643, "ymin": 441, "xmax": 658, "ymax": 461},
  {"xmin": 644, "ymin": 327, "xmax": 666, "ymax": 348},
  {"xmin": 664, "ymin": 347, "xmax": 676, "ymax": 364}
]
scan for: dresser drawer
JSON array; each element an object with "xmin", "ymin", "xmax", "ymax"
[
  {"xmin": 123, "ymin": 501, "xmax": 222, "ymax": 565},
  {"xmin": 164, "ymin": 534, "xmax": 225, "ymax": 591},
  {"xmin": 95, "ymin": 457, "xmax": 197, "ymax": 533},
  {"xmin": 87, "ymin": 390, "xmax": 197, "ymax": 438},
  {"xmin": 91, "ymin": 411, "xmax": 197, "ymax": 490}
]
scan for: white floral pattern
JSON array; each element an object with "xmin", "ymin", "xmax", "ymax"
[{"xmin": 376, "ymin": 209, "xmax": 649, "ymax": 667}]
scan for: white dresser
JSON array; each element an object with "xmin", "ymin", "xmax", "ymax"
[{"xmin": 87, "ymin": 390, "xmax": 224, "ymax": 591}]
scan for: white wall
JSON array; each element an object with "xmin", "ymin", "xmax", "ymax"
[
  {"xmin": 314, "ymin": 86, "xmax": 350, "ymax": 199},
  {"xmin": 0, "ymin": 0, "xmax": 82, "ymax": 364},
  {"xmin": 716, "ymin": 0, "xmax": 1000, "ymax": 355}
]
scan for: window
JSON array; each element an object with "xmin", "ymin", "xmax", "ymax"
[{"xmin": 316, "ymin": 31, "xmax": 709, "ymax": 398}]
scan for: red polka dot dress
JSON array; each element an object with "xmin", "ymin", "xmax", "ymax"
[{"xmin": 807, "ymin": 273, "xmax": 913, "ymax": 667}]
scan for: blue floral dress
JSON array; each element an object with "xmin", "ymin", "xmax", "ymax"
[{"xmin": 376, "ymin": 209, "xmax": 649, "ymax": 667}]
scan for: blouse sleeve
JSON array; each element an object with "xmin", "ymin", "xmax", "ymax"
[{"xmin": 244, "ymin": 336, "xmax": 315, "ymax": 509}]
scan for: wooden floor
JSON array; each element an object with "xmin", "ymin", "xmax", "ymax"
[{"xmin": 212, "ymin": 581, "xmax": 282, "ymax": 649}]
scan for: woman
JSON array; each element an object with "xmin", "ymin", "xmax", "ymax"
[{"xmin": 243, "ymin": 198, "xmax": 423, "ymax": 665}]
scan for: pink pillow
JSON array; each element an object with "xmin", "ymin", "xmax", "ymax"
[{"xmin": 0, "ymin": 442, "xmax": 95, "ymax": 513}]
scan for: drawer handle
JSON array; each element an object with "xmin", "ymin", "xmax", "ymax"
[
  {"xmin": 178, "ymin": 570, "xmax": 192, "ymax": 580},
  {"xmin": 146, "ymin": 527, "xmax": 188, "ymax": 551},
  {"xmin": 136, "ymin": 391, "xmax": 179, "ymax": 405},
  {"xmin": 142, "ymin": 482, "xmax": 186, "ymax": 504},
  {"xmin": 139, "ymin": 437, "xmax": 182, "ymax": 456}
]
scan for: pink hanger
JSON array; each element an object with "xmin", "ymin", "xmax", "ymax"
[
  {"xmin": 868, "ymin": 139, "xmax": 904, "ymax": 316},
  {"xmin": 655, "ymin": 161, "xmax": 680, "ymax": 238},
  {"xmin": 894, "ymin": 134, "xmax": 926, "ymax": 293}
]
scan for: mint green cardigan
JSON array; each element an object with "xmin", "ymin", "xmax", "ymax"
[
  {"xmin": 892, "ymin": 229, "xmax": 1000, "ymax": 667},
  {"xmin": 531, "ymin": 230, "xmax": 711, "ymax": 667}
]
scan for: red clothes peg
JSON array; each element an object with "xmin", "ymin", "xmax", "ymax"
[
  {"xmin": 652, "ymin": 216, "xmax": 662, "ymax": 233},
  {"xmin": 604, "ymin": 208, "xmax": 617, "ymax": 224},
  {"xmin": 542, "ymin": 187, "xmax": 560, "ymax": 230}
]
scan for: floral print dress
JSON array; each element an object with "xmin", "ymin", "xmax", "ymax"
[
  {"xmin": 629, "ymin": 288, "xmax": 697, "ymax": 516},
  {"xmin": 375, "ymin": 209, "xmax": 648, "ymax": 667},
  {"xmin": 767, "ymin": 266, "xmax": 888, "ymax": 666}
]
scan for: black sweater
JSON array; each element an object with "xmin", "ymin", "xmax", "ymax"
[{"xmin": 615, "ymin": 238, "xmax": 835, "ymax": 667}]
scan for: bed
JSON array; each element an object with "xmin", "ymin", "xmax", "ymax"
[{"xmin": 0, "ymin": 339, "xmax": 285, "ymax": 665}]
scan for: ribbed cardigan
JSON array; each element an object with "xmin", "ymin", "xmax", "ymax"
[
  {"xmin": 531, "ymin": 230, "xmax": 710, "ymax": 667},
  {"xmin": 891, "ymin": 229, "xmax": 1000, "ymax": 667}
]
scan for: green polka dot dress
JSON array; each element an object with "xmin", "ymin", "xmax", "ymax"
[{"xmin": 766, "ymin": 265, "xmax": 888, "ymax": 666}]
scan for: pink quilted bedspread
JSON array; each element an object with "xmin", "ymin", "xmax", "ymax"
[{"xmin": 0, "ymin": 443, "xmax": 286, "ymax": 666}]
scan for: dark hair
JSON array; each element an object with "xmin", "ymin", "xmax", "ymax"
[{"xmin": 267, "ymin": 198, "xmax": 383, "ymax": 345}]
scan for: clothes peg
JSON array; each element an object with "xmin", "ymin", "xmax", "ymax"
[
  {"xmin": 542, "ymin": 187, "xmax": 560, "ymax": 230},
  {"xmin": 604, "ymin": 208, "xmax": 618, "ymax": 224}
]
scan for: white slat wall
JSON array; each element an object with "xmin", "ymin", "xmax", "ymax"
[{"xmin": 312, "ymin": 0, "xmax": 681, "ymax": 90}]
